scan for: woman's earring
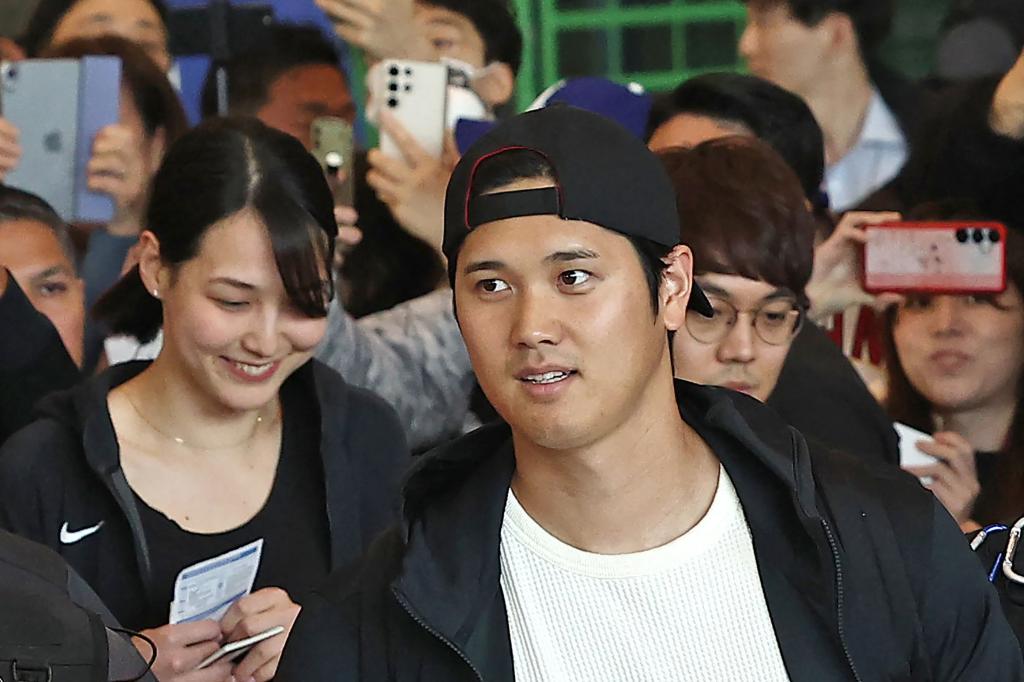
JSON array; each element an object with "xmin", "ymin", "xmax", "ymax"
[{"xmin": 152, "ymin": 289, "xmax": 160, "ymax": 299}]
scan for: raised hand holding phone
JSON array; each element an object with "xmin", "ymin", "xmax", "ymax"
[
  {"xmin": 0, "ymin": 117, "xmax": 20, "ymax": 182},
  {"xmin": 991, "ymin": 46, "xmax": 1024, "ymax": 140},
  {"xmin": 315, "ymin": 0, "xmax": 432, "ymax": 61}
]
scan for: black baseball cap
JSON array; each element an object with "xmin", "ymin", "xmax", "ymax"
[{"xmin": 443, "ymin": 105, "xmax": 714, "ymax": 317}]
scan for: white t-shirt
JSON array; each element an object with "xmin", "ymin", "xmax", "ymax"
[{"xmin": 499, "ymin": 465, "xmax": 791, "ymax": 682}]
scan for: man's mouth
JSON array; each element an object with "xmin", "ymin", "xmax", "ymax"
[{"xmin": 520, "ymin": 370, "xmax": 577, "ymax": 385}]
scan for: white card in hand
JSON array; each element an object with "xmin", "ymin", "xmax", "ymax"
[
  {"xmin": 169, "ymin": 538, "xmax": 263, "ymax": 625},
  {"xmin": 895, "ymin": 422, "xmax": 939, "ymax": 485}
]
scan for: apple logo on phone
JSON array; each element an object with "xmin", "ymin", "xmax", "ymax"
[{"xmin": 44, "ymin": 130, "xmax": 63, "ymax": 153}]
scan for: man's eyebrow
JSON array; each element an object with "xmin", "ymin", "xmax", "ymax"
[
  {"xmin": 543, "ymin": 249, "xmax": 599, "ymax": 264},
  {"xmin": 209, "ymin": 277, "xmax": 257, "ymax": 290},
  {"xmin": 698, "ymin": 281, "xmax": 795, "ymax": 301},
  {"xmin": 29, "ymin": 265, "xmax": 71, "ymax": 284},
  {"xmin": 463, "ymin": 260, "xmax": 505, "ymax": 276}
]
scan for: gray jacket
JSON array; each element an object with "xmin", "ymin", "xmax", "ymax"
[{"xmin": 316, "ymin": 289, "xmax": 475, "ymax": 449}]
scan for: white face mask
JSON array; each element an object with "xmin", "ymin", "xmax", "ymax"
[{"xmin": 364, "ymin": 58, "xmax": 494, "ymax": 130}]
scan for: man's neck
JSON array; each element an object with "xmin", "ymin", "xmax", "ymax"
[
  {"xmin": 510, "ymin": 376, "xmax": 720, "ymax": 555},
  {"xmin": 802, "ymin": 59, "xmax": 875, "ymax": 167},
  {"xmin": 936, "ymin": 399, "xmax": 1018, "ymax": 453}
]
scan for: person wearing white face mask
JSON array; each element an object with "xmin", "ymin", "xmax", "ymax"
[{"xmin": 318, "ymin": 0, "xmax": 522, "ymax": 253}]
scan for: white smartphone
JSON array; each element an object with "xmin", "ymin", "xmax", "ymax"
[
  {"xmin": 895, "ymin": 422, "xmax": 939, "ymax": 484},
  {"xmin": 195, "ymin": 625, "xmax": 285, "ymax": 670},
  {"xmin": 373, "ymin": 59, "xmax": 448, "ymax": 159}
]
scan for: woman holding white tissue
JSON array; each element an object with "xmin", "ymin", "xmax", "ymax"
[
  {"xmin": 884, "ymin": 204, "xmax": 1024, "ymax": 530},
  {"xmin": 0, "ymin": 118, "xmax": 409, "ymax": 682}
]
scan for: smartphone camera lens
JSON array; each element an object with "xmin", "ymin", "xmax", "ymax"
[
  {"xmin": 405, "ymin": 68, "xmax": 413, "ymax": 76},
  {"xmin": 990, "ymin": 229, "xmax": 1002, "ymax": 243},
  {"xmin": 387, "ymin": 98, "xmax": 399, "ymax": 108},
  {"xmin": 404, "ymin": 84, "xmax": 412, "ymax": 92},
  {"xmin": 972, "ymin": 228, "xmax": 985, "ymax": 243},
  {"xmin": 388, "ymin": 82, "xmax": 398, "ymax": 92},
  {"xmin": 389, "ymin": 66, "xmax": 399, "ymax": 76},
  {"xmin": 955, "ymin": 228, "xmax": 969, "ymax": 243}
]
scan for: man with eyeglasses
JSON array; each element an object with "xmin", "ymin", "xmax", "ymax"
[{"xmin": 662, "ymin": 138, "xmax": 813, "ymax": 403}]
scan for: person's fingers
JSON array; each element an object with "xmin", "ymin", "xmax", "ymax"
[
  {"xmin": 250, "ymin": 655, "xmax": 281, "ymax": 682},
  {"xmin": 334, "ymin": 206, "xmax": 358, "ymax": 226},
  {"xmin": 220, "ymin": 588, "xmax": 290, "ymax": 637},
  {"xmin": 176, "ymin": 659, "xmax": 233, "ymax": 681},
  {"xmin": 161, "ymin": 620, "xmax": 224, "ymax": 648},
  {"xmin": 338, "ymin": 225, "xmax": 363, "ymax": 248},
  {"xmin": 0, "ymin": 117, "xmax": 20, "ymax": 143},
  {"xmin": 230, "ymin": 632, "xmax": 285, "ymax": 682},
  {"xmin": 316, "ymin": 0, "xmax": 373, "ymax": 25},
  {"xmin": 442, "ymin": 131, "xmax": 460, "ymax": 168},
  {"xmin": 87, "ymin": 154, "xmax": 128, "ymax": 178},
  {"xmin": 367, "ymin": 148, "xmax": 412, "ymax": 184},
  {"xmin": 838, "ymin": 210, "xmax": 902, "ymax": 230},
  {"xmin": 904, "ymin": 463, "xmax": 953, "ymax": 482},
  {"xmin": 870, "ymin": 292, "xmax": 905, "ymax": 312},
  {"xmin": 379, "ymin": 111, "xmax": 432, "ymax": 166},
  {"xmin": 365, "ymin": 169, "xmax": 402, "ymax": 205}
]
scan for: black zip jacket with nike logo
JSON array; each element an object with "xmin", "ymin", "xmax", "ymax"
[
  {"xmin": 0, "ymin": 360, "xmax": 410, "ymax": 630},
  {"xmin": 277, "ymin": 380, "xmax": 1023, "ymax": 681}
]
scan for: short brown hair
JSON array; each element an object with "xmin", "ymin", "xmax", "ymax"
[{"xmin": 658, "ymin": 137, "xmax": 816, "ymax": 306}]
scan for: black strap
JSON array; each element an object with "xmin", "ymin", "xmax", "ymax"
[{"xmin": 467, "ymin": 187, "xmax": 560, "ymax": 228}]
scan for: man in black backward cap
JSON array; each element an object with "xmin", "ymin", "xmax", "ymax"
[{"xmin": 277, "ymin": 106, "xmax": 1021, "ymax": 682}]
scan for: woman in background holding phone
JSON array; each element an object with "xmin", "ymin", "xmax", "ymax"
[
  {"xmin": 884, "ymin": 204, "xmax": 1024, "ymax": 530},
  {"xmin": 0, "ymin": 118, "xmax": 409, "ymax": 682}
]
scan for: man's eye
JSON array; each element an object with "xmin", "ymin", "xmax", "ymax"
[
  {"xmin": 559, "ymin": 270, "xmax": 591, "ymax": 287},
  {"xmin": 477, "ymin": 279, "xmax": 510, "ymax": 294},
  {"xmin": 432, "ymin": 38, "xmax": 455, "ymax": 52},
  {"xmin": 38, "ymin": 282, "xmax": 68, "ymax": 296}
]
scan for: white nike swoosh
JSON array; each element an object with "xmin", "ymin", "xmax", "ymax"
[{"xmin": 60, "ymin": 521, "xmax": 104, "ymax": 545}]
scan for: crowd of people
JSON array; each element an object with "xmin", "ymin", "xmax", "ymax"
[{"xmin": 2, "ymin": 0, "xmax": 1024, "ymax": 679}]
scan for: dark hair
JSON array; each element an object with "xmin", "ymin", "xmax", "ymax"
[
  {"xmin": 883, "ymin": 201, "xmax": 1024, "ymax": 524},
  {"xmin": 94, "ymin": 117, "xmax": 337, "ymax": 342},
  {"xmin": 419, "ymin": 0, "xmax": 524, "ymax": 75},
  {"xmin": 41, "ymin": 35, "xmax": 188, "ymax": 143},
  {"xmin": 199, "ymin": 24, "xmax": 345, "ymax": 119},
  {"xmin": 658, "ymin": 137, "xmax": 816, "ymax": 308},
  {"xmin": 744, "ymin": 0, "xmax": 894, "ymax": 52},
  {"xmin": 20, "ymin": 0, "xmax": 169, "ymax": 57},
  {"xmin": 340, "ymin": 153, "xmax": 446, "ymax": 318},
  {"xmin": 460, "ymin": 148, "xmax": 669, "ymax": 314},
  {"xmin": 647, "ymin": 73, "xmax": 825, "ymax": 207},
  {"xmin": 0, "ymin": 184, "xmax": 76, "ymax": 270}
]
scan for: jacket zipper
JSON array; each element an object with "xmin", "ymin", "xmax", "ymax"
[
  {"xmin": 821, "ymin": 519, "xmax": 864, "ymax": 682},
  {"xmin": 392, "ymin": 588, "xmax": 485, "ymax": 682}
]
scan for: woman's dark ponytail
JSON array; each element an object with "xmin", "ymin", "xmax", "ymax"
[{"xmin": 92, "ymin": 265, "xmax": 163, "ymax": 343}]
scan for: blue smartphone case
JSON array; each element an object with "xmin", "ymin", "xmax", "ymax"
[{"xmin": 1, "ymin": 57, "xmax": 121, "ymax": 224}]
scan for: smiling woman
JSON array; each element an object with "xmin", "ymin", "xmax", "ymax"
[
  {"xmin": 0, "ymin": 118, "xmax": 410, "ymax": 682},
  {"xmin": 884, "ymin": 205, "xmax": 1024, "ymax": 527}
]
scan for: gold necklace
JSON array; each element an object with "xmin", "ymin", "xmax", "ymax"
[{"xmin": 124, "ymin": 389, "xmax": 268, "ymax": 451}]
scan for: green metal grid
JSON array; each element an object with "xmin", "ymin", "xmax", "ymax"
[{"xmin": 511, "ymin": 0, "xmax": 747, "ymax": 109}]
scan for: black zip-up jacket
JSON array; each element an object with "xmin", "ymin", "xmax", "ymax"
[
  {"xmin": 277, "ymin": 381, "xmax": 1023, "ymax": 681},
  {"xmin": 0, "ymin": 359, "xmax": 410, "ymax": 629}
]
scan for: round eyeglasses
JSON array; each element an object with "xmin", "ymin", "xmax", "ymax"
[{"xmin": 685, "ymin": 296, "xmax": 805, "ymax": 346}]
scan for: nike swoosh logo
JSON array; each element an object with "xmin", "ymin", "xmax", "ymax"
[{"xmin": 60, "ymin": 521, "xmax": 104, "ymax": 545}]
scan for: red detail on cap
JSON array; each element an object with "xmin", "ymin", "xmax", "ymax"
[{"xmin": 464, "ymin": 146, "xmax": 563, "ymax": 229}]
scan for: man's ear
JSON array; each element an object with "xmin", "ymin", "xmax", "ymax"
[
  {"xmin": 823, "ymin": 12, "xmax": 858, "ymax": 57},
  {"xmin": 136, "ymin": 231, "xmax": 171, "ymax": 297},
  {"xmin": 659, "ymin": 244, "xmax": 695, "ymax": 332},
  {"xmin": 472, "ymin": 62, "xmax": 516, "ymax": 108}
]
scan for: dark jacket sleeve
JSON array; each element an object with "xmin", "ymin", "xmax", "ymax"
[
  {"xmin": 346, "ymin": 387, "xmax": 412, "ymax": 542},
  {"xmin": 768, "ymin": 323, "xmax": 899, "ymax": 466},
  {"xmin": 276, "ymin": 589, "xmax": 359, "ymax": 681},
  {"xmin": 0, "ymin": 420, "xmax": 68, "ymax": 547},
  {"xmin": 920, "ymin": 502, "xmax": 1024, "ymax": 679},
  {"xmin": 0, "ymin": 275, "xmax": 80, "ymax": 444}
]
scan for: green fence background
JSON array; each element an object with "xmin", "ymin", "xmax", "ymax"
[{"xmin": 510, "ymin": 0, "xmax": 953, "ymax": 110}]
